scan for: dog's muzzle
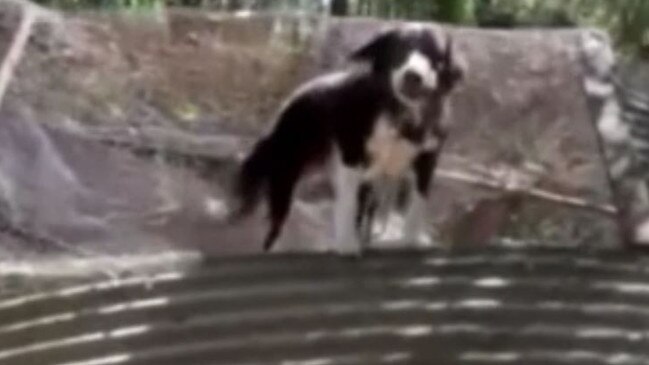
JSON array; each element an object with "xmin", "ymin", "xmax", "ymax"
[{"xmin": 400, "ymin": 70, "xmax": 437, "ymax": 100}]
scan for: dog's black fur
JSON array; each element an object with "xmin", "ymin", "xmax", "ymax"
[{"xmin": 233, "ymin": 25, "xmax": 464, "ymax": 252}]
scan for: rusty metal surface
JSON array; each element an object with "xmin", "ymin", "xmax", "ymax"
[{"xmin": 1, "ymin": 249, "xmax": 649, "ymax": 365}]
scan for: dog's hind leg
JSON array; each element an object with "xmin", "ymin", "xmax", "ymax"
[
  {"xmin": 333, "ymin": 162, "xmax": 363, "ymax": 256},
  {"xmin": 356, "ymin": 181, "xmax": 378, "ymax": 248},
  {"xmin": 403, "ymin": 151, "xmax": 438, "ymax": 247},
  {"xmin": 263, "ymin": 170, "xmax": 300, "ymax": 252}
]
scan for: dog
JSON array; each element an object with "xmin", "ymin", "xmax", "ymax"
[{"xmin": 232, "ymin": 24, "xmax": 465, "ymax": 255}]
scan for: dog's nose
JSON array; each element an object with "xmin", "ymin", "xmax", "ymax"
[{"xmin": 403, "ymin": 70, "xmax": 423, "ymax": 90}]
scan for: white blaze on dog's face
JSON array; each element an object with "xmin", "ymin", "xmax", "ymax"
[{"xmin": 391, "ymin": 50, "xmax": 438, "ymax": 107}]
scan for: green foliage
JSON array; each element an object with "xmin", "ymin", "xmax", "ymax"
[
  {"xmin": 30, "ymin": 0, "xmax": 649, "ymax": 58},
  {"xmin": 474, "ymin": 0, "xmax": 575, "ymax": 27},
  {"xmin": 349, "ymin": 0, "xmax": 649, "ymax": 58},
  {"xmin": 474, "ymin": 0, "xmax": 649, "ymax": 58},
  {"xmin": 352, "ymin": 0, "xmax": 436, "ymax": 20},
  {"xmin": 437, "ymin": 0, "xmax": 473, "ymax": 24},
  {"xmin": 33, "ymin": 0, "xmax": 163, "ymax": 11}
]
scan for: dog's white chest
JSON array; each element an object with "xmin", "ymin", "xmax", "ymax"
[{"xmin": 365, "ymin": 115, "xmax": 437, "ymax": 179}]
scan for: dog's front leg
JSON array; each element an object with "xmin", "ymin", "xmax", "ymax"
[
  {"xmin": 403, "ymin": 150, "xmax": 438, "ymax": 247},
  {"xmin": 333, "ymin": 161, "xmax": 363, "ymax": 256}
]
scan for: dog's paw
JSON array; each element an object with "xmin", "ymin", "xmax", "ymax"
[
  {"xmin": 204, "ymin": 197, "xmax": 230, "ymax": 221},
  {"xmin": 331, "ymin": 241, "xmax": 364, "ymax": 257},
  {"xmin": 401, "ymin": 232, "xmax": 434, "ymax": 249}
]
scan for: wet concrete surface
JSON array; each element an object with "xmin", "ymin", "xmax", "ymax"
[{"xmin": 2, "ymin": 249, "xmax": 649, "ymax": 365}]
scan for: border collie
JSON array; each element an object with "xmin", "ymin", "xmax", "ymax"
[{"xmin": 232, "ymin": 24, "xmax": 465, "ymax": 255}]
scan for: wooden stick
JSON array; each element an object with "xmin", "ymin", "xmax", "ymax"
[
  {"xmin": 436, "ymin": 168, "xmax": 618, "ymax": 217},
  {"xmin": 0, "ymin": 3, "xmax": 36, "ymax": 110}
]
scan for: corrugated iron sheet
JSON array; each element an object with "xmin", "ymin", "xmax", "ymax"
[{"xmin": 1, "ymin": 250, "xmax": 649, "ymax": 365}]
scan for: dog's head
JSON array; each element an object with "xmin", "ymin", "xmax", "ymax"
[{"xmin": 351, "ymin": 24, "xmax": 465, "ymax": 105}]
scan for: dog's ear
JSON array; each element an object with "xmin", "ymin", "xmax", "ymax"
[
  {"xmin": 349, "ymin": 29, "xmax": 398, "ymax": 71},
  {"xmin": 440, "ymin": 36, "xmax": 467, "ymax": 91}
]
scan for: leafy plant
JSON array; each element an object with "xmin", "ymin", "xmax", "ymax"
[
  {"xmin": 474, "ymin": 0, "xmax": 648, "ymax": 58},
  {"xmin": 29, "ymin": 0, "xmax": 649, "ymax": 57},
  {"xmin": 33, "ymin": 0, "xmax": 163, "ymax": 11}
]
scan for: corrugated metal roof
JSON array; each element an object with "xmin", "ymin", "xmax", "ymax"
[{"xmin": 1, "ymin": 250, "xmax": 649, "ymax": 365}]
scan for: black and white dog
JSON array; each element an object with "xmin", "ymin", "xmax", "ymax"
[{"xmin": 232, "ymin": 24, "xmax": 465, "ymax": 254}]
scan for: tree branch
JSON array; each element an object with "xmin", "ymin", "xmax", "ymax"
[
  {"xmin": 436, "ymin": 168, "xmax": 618, "ymax": 217},
  {"xmin": 0, "ymin": 2, "xmax": 36, "ymax": 110}
]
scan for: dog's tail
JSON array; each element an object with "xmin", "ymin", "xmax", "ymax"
[{"xmin": 230, "ymin": 137, "xmax": 275, "ymax": 220}]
